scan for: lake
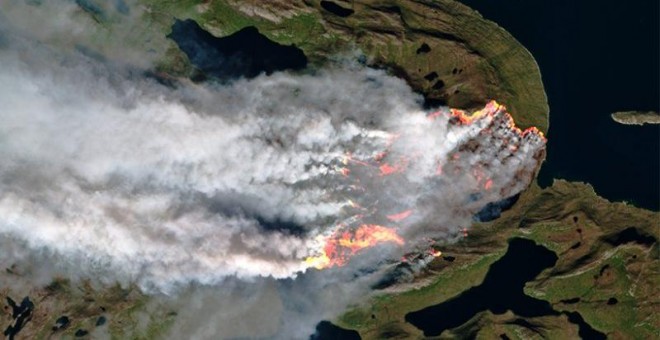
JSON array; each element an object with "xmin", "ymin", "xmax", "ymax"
[{"xmin": 405, "ymin": 238, "xmax": 605, "ymax": 339}]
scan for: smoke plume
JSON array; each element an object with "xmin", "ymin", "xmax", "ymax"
[{"xmin": 0, "ymin": 1, "xmax": 545, "ymax": 337}]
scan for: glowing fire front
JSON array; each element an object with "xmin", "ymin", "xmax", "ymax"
[
  {"xmin": 303, "ymin": 100, "xmax": 546, "ymax": 270},
  {"xmin": 305, "ymin": 224, "xmax": 404, "ymax": 269}
]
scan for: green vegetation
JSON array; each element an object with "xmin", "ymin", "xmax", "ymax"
[
  {"xmin": 132, "ymin": 0, "xmax": 549, "ymax": 132},
  {"xmin": 335, "ymin": 180, "xmax": 659, "ymax": 339},
  {"xmin": 337, "ymin": 251, "xmax": 504, "ymax": 338},
  {"xmin": 0, "ymin": 275, "xmax": 172, "ymax": 339},
  {"xmin": 2, "ymin": 2, "xmax": 657, "ymax": 339},
  {"xmin": 13, "ymin": 181, "xmax": 653, "ymax": 339},
  {"xmin": 526, "ymin": 245, "xmax": 659, "ymax": 338},
  {"xmin": 45, "ymin": 0, "xmax": 548, "ymax": 131}
]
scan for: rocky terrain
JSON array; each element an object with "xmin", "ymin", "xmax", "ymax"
[
  {"xmin": 611, "ymin": 111, "xmax": 660, "ymax": 125},
  {"xmin": 336, "ymin": 180, "xmax": 659, "ymax": 339}
]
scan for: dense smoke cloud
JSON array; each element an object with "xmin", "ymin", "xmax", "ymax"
[
  {"xmin": 0, "ymin": 36, "xmax": 426, "ymax": 289},
  {"xmin": 0, "ymin": 1, "xmax": 544, "ymax": 337},
  {"xmin": 0, "ymin": 45, "xmax": 543, "ymax": 288}
]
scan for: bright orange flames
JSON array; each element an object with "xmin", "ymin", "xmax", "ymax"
[
  {"xmin": 386, "ymin": 209, "xmax": 413, "ymax": 222},
  {"xmin": 308, "ymin": 100, "xmax": 544, "ymax": 270},
  {"xmin": 429, "ymin": 100, "xmax": 546, "ymax": 143},
  {"xmin": 305, "ymin": 224, "xmax": 404, "ymax": 269},
  {"xmin": 429, "ymin": 248, "xmax": 442, "ymax": 257},
  {"xmin": 379, "ymin": 163, "xmax": 399, "ymax": 175},
  {"xmin": 378, "ymin": 157, "xmax": 408, "ymax": 176}
]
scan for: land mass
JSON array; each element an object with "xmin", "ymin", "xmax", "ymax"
[
  {"xmin": 176, "ymin": 0, "xmax": 550, "ymax": 132},
  {"xmin": 2, "ymin": 181, "xmax": 657, "ymax": 338},
  {"xmin": 336, "ymin": 180, "xmax": 659, "ymax": 339},
  {"xmin": 611, "ymin": 111, "xmax": 660, "ymax": 125},
  {"xmin": 1, "ymin": 1, "xmax": 657, "ymax": 339},
  {"xmin": 43, "ymin": 0, "xmax": 549, "ymax": 132}
]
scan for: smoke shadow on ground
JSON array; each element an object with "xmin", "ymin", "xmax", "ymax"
[
  {"xmin": 602, "ymin": 227, "xmax": 657, "ymax": 247},
  {"xmin": 473, "ymin": 194, "xmax": 521, "ymax": 222},
  {"xmin": 168, "ymin": 19, "xmax": 307, "ymax": 82}
]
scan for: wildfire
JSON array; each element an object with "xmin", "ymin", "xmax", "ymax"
[
  {"xmin": 379, "ymin": 163, "xmax": 399, "ymax": 176},
  {"xmin": 428, "ymin": 100, "xmax": 546, "ymax": 142},
  {"xmin": 386, "ymin": 209, "xmax": 413, "ymax": 222},
  {"xmin": 429, "ymin": 248, "xmax": 443, "ymax": 257},
  {"xmin": 303, "ymin": 100, "xmax": 545, "ymax": 271},
  {"xmin": 304, "ymin": 224, "xmax": 404, "ymax": 269},
  {"xmin": 347, "ymin": 199, "xmax": 361, "ymax": 209},
  {"xmin": 378, "ymin": 157, "xmax": 408, "ymax": 176}
]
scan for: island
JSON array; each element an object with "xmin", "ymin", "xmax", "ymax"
[
  {"xmin": 0, "ymin": 1, "xmax": 657, "ymax": 339},
  {"xmin": 611, "ymin": 111, "xmax": 660, "ymax": 125}
]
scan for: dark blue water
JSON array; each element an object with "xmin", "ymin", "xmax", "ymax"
[
  {"xmin": 168, "ymin": 19, "xmax": 307, "ymax": 81},
  {"xmin": 310, "ymin": 321, "xmax": 361, "ymax": 340},
  {"xmin": 459, "ymin": 0, "xmax": 660, "ymax": 210},
  {"xmin": 405, "ymin": 238, "xmax": 605, "ymax": 339}
]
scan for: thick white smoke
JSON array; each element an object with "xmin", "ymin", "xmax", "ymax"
[
  {"xmin": 0, "ymin": 24, "xmax": 544, "ymax": 294},
  {"xmin": 0, "ymin": 1, "xmax": 548, "ymax": 338}
]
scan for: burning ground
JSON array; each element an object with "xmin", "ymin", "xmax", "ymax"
[
  {"xmin": 0, "ymin": 40, "xmax": 545, "ymax": 289},
  {"xmin": 303, "ymin": 101, "xmax": 545, "ymax": 271},
  {"xmin": 0, "ymin": 2, "xmax": 549, "ymax": 337},
  {"xmin": 1, "ymin": 1, "xmax": 655, "ymax": 339},
  {"xmin": 336, "ymin": 180, "xmax": 659, "ymax": 339}
]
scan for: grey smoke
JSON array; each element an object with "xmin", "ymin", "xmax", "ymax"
[
  {"xmin": 0, "ymin": 1, "xmax": 545, "ymax": 338},
  {"xmin": 0, "ymin": 44, "xmax": 419, "ymax": 288}
]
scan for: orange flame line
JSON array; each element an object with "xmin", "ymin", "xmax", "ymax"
[
  {"xmin": 305, "ymin": 224, "xmax": 404, "ymax": 269},
  {"xmin": 386, "ymin": 209, "xmax": 413, "ymax": 222},
  {"xmin": 305, "ymin": 100, "xmax": 544, "ymax": 270}
]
